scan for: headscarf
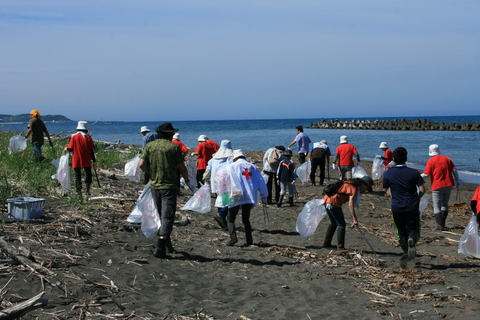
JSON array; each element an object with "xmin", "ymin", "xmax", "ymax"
[{"xmin": 30, "ymin": 109, "xmax": 42, "ymax": 119}]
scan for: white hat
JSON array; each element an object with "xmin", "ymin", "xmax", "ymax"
[
  {"xmin": 233, "ymin": 149, "xmax": 246, "ymax": 159},
  {"xmin": 321, "ymin": 140, "xmax": 327, "ymax": 144},
  {"xmin": 379, "ymin": 142, "xmax": 388, "ymax": 149},
  {"xmin": 77, "ymin": 121, "xmax": 88, "ymax": 131},
  {"xmin": 340, "ymin": 135, "xmax": 348, "ymax": 144},
  {"xmin": 173, "ymin": 133, "xmax": 180, "ymax": 140},
  {"xmin": 313, "ymin": 142, "xmax": 321, "ymax": 148},
  {"xmin": 213, "ymin": 140, "xmax": 233, "ymax": 159},
  {"xmin": 429, "ymin": 144, "xmax": 440, "ymax": 156},
  {"xmin": 198, "ymin": 134, "xmax": 207, "ymax": 142},
  {"xmin": 140, "ymin": 126, "xmax": 150, "ymax": 133}
]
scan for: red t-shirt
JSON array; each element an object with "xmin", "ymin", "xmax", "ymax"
[
  {"xmin": 424, "ymin": 155, "xmax": 455, "ymax": 190},
  {"xmin": 471, "ymin": 186, "xmax": 480, "ymax": 214},
  {"xmin": 323, "ymin": 182, "xmax": 357, "ymax": 208},
  {"xmin": 206, "ymin": 139, "xmax": 219, "ymax": 152},
  {"xmin": 383, "ymin": 149, "xmax": 393, "ymax": 167},
  {"xmin": 335, "ymin": 143, "xmax": 358, "ymax": 167},
  {"xmin": 172, "ymin": 139, "xmax": 188, "ymax": 154},
  {"xmin": 67, "ymin": 132, "xmax": 95, "ymax": 168},
  {"xmin": 195, "ymin": 142, "xmax": 216, "ymax": 170}
]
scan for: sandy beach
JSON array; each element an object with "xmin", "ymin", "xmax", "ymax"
[{"xmin": 1, "ymin": 151, "xmax": 479, "ymax": 319}]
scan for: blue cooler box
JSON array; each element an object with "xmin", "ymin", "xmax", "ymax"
[{"xmin": 7, "ymin": 197, "xmax": 45, "ymax": 219}]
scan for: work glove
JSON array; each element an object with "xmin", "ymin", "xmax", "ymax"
[
  {"xmin": 456, "ymin": 181, "xmax": 462, "ymax": 190},
  {"xmin": 92, "ymin": 162, "xmax": 97, "ymax": 170},
  {"xmin": 332, "ymin": 163, "xmax": 336, "ymax": 170},
  {"xmin": 291, "ymin": 180, "xmax": 296, "ymax": 185},
  {"xmin": 375, "ymin": 155, "xmax": 382, "ymax": 159},
  {"xmin": 388, "ymin": 161, "xmax": 396, "ymax": 168},
  {"xmin": 191, "ymin": 153, "xmax": 196, "ymax": 157},
  {"xmin": 421, "ymin": 173, "xmax": 428, "ymax": 178}
]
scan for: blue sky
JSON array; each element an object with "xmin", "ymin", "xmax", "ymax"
[{"xmin": 1, "ymin": 1, "xmax": 479, "ymax": 121}]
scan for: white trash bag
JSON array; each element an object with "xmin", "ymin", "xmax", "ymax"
[
  {"xmin": 181, "ymin": 158, "xmax": 198, "ymax": 189},
  {"xmin": 127, "ymin": 183, "xmax": 161, "ymax": 238},
  {"xmin": 419, "ymin": 193, "xmax": 430, "ymax": 214},
  {"xmin": 8, "ymin": 135, "xmax": 27, "ymax": 154},
  {"xmin": 125, "ymin": 155, "xmax": 142, "ymax": 182},
  {"xmin": 371, "ymin": 157, "xmax": 386, "ymax": 180},
  {"xmin": 51, "ymin": 153, "xmax": 71, "ymax": 192},
  {"xmin": 458, "ymin": 214, "xmax": 480, "ymax": 259},
  {"xmin": 182, "ymin": 184, "xmax": 212, "ymax": 213},
  {"xmin": 295, "ymin": 161, "xmax": 311, "ymax": 184},
  {"xmin": 352, "ymin": 165, "xmax": 368, "ymax": 178},
  {"xmin": 296, "ymin": 199, "xmax": 327, "ymax": 238}
]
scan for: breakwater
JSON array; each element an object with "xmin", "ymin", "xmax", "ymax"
[{"xmin": 309, "ymin": 118, "xmax": 480, "ymax": 131}]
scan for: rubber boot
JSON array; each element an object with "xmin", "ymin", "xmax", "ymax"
[
  {"xmin": 277, "ymin": 195, "xmax": 284, "ymax": 208},
  {"xmin": 435, "ymin": 213, "xmax": 444, "ymax": 230},
  {"xmin": 154, "ymin": 237, "xmax": 169, "ymax": 259},
  {"xmin": 441, "ymin": 210, "xmax": 449, "ymax": 231},
  {"xmin": 288, "ymin": 195, "xmax": 295, "ymax": 207},
  {"xmin": 337, "ymin": 228, "xmax": 346, "ymax": 250},
  {"xmin": 85, "ymin": 183, "xmax": 91, "ymax": 196},
  {"xmin": 323, "ymin": 225, "xmax": 337, "ymax": 248},
  {"xmin": 166, "ymin": 235, "xmax": 175, "ymax": 253}
]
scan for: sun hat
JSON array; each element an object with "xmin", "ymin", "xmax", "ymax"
[
  {"xmin": 173, "ymin": 133, "xmax": 180, "ymax": 140},
  {"xmin": 429, "ymin": 144, "xmax": 440, "ymax": 156},
  {"xmin": 379, "ymin": 142, "xmax": 388, "ymax": 149},
  {"xmin": 284, "ymin": 149, "xmax": 293, "ymax": 156},
  {"xmin": 198, "ymin": 134, "xmax": 207, "ymax": 142},
  {"xmin": 30, "ymin": 109, "xmax": 42, "ymax": 118},
  {"xmin": 76, "ymin": 121, "xmax": 88, "ymax": 131},
  {"xmin": 140, "ymin": 126, "xmax": 150, "ymax": 133},
  {"xmin": 359, "ymin": 175, "xmax": 374, "ymax": 193},
  {"xmin": 321, "ymin": 140, "xmax": 327, "ymax": 144},
  {"xmin": 340, "ymin": 135, "xmax": 348, "ymax": 144},
  {"xmin": 213, "ymin": 140, "xmax": 233, "ymax": 159},
  {"xmin": 156, "ymin": 122, "xmax": 178, "ymax": 133},
  {"xmin": 233, "ymin": 149, "xmax": 246, "ymax": 159}
]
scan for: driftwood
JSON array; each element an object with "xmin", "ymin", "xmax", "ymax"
[
  {"xmin": 0, "ymin": 291, "xmax": 47, "ymax": 320},
  {"xmin": 0, "ymin": 238, "xmax": 54, "ymax": 276},
  {"xmin": 97, "ymin": 169, "xmax": 117, "ymax": 179}
]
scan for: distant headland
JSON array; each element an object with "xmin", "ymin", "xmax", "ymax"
[
  {"xmin": 0, "ymin": 113, "xmax": 72, "ymax": 123},
  {"xmin": 309, "ymin": 118, "xmax": 480, "ymax": 131}
]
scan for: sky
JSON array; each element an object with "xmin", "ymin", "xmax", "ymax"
[{"xmin": 1, "ymin": 1, "xmax": 479, "ymax": 121}]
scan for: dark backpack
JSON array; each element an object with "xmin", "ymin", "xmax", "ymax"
[{"xmin": 322, "ymin": 180, "xmax": 344, "ymax": 197}]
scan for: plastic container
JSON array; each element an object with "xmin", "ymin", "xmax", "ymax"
[{"xmin": 7, "ymin": 197, "xmax": 45, "ymax": 219}]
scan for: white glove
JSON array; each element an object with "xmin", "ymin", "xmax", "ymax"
[
  {"xmin": 292, "ymin": 180, "xmax": 295, "ymax": 185},
  {"xmin": 388, "ymin": 161, "xmax": 396, "ymax": 168},
  {"xmin": 421, "ymin": 173, "xmax": 428, "ymax": 178},
  {"xmin": 191, "ymin": 153, "xmax": 196, "ymax": 157},
  {"xmin": 332, "ymin": 163, "xmax": 336, "ymax": 170},
  {"xmin": 375, "ymin": 155, "xmax": 382, "ymax": 158}
]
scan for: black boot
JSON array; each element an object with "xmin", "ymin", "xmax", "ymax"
[
  {"xmin": 154, "ymin": 237, "xmax": 169, "ymax": 259},
  {"xmin": 441, "ymin": 210, "xmax": 449, "ymax": 231},
  {"xmin": 166, "ymin": 236, "xmax": 175, "ymax": 253},
  {"xmin": 277, "ymin": 195, "xmax": 284, "ymax": 208},
  {"xmin": 288, "ymin": 195, "xmax": 295, "ymax": 207},
  {"xmin": 337, "ymin": 228, "xmax": 346, "ymax": 250},
  {"xmin": 435, "ymin": 213, "xmax": 444, "ymax": 230},
  {"xmin": 323, "ymin": 225, "xmax": 337, "ymax": 248}
]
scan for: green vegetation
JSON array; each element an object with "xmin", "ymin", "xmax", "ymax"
[{"xmin": 0, "ymin": 113, "xmax": 72, "ymax": 123}]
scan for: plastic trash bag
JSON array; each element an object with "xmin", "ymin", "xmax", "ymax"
[
  {"xmin": 261, "ymin": 171, "xmax": 270, "ymax": 184},
  {"xmin": 371, "ymin": 157, "xmax": 386, "ymax": 180},
  {"xmin": 181, "ymin": 158, "xmax": 198, "ymax": 189},
  {"xmin": 458, "ymin": 214, "xmax": 480, "ymax": 259},
  {"xmin": 182, "ymin": 184, "xmax": 212, "ymax": 213},
  {"xmin": 295, "ymin": 161, "xmax": 311, "ymax": 184},
  {"xmin": 296, "ymin": 199, "xmax": 327, "ymax": 238},
  {"xmin": 352, "ymin": 165, "xmax": 368, "ymax": 178},
  {"xmin": 51, "ymin": 153, "xmax": 71, "ymax": 192},
  {"xmin": 127, "ymin": 183, "xmax": 161, "ymax": 238},
  {"xmin": 125, "ymin": 155, "xmax": 142, "ymax": 182},
  {"xmin": 419, "ymin": 193, "xmax": 430, "ymax": 214},
  {"xmin": 213, "ymin": 163, "xmax": 233, "ymax": 206},
  {"xmin": 8, "ymin": 135, "xmax": 27, "ymax": 154}
]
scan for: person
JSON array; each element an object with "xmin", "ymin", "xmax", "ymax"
[
  {"xmin": 139, "ymin": 122, "xmax": 192, "ymax": 259},
  {"xmin": 276, "ymin": 149, "xmax": 296, "ymax": 207},
  {"xmin": 65, "ymin": 121, "xmax": 97, "ymax": 196},
  {"xmin": 262, "ymin": 146, "xmax": 285, "ymax": 204},
  {"xmin": 422, "ymin": 144, "xmax": 460, "ymax": 231},
  {"xmin": 226, "ymin": 149, "xmax": 268, "ymax": 247},
  {"xmin": 204, "ymin": 140, "xmax": 234, "ymax": 229},
  {"xmin": 383, "ymin": 147, "xmax": 425, "ymax": 269},
  {"xmin": 288, "ymin": 125, "xmax": 311, "ymax": 164},
  {"xmin": 471, "ymin": 186, "xmax": 480, "ymax": 228},
  {"xmin": 379, "ymin": 142, "xmax": 393, "ymax": 169},
  {"xmin": 322, "ymin": 175, "xmax": 374, "ymax": 250},
  {"xmin": 193, "ymin": 135, "xmax": 217, "ymax": 188},
  {"xmin": 172, "ymin": 133, "xmax": 189, "ymax": 194},
  {"xmin": 308, "ymin": 142, "xmax": 329, "ymax": 186},
  {"xmin": 25, "ymin": 109, "xmax": 52, "ymax": 160},
  {"xmin": 204, "ymin": 135, "xmax": 220, "ymax": 153},
  {"xmin": 333, "ymin": 135, "xmax": 360, "ymax": 180},
  {"xmin": 139, "ymin": 126, "xmax": 158, "ymax": 184}
]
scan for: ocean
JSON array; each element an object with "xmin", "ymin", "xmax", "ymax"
[{"xmin": 3, "ymin": 115, "xmax": 480, "ymax": 185}]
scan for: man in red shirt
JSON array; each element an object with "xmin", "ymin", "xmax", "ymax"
[
  {"xmin": 193, "ymin": 135, "xmax": 217, "ymax": 188},
  {"xmin": 471, "ymin": 186, "xmax": 480, "ymax": 227},
  {"xmin": 65, "ymin": 121, "xmax": 96, "ymax": 196},
  {"xmin": 379, "ymin": 142, "xmax": 393, "ymax": 168},
  {"xmin": 333, "ymin": 135, "xmax": 360, "ymax": 180}
]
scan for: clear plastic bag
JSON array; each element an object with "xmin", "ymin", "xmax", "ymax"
[
  {"xmin": 124, "ymin": 155, "xmax": 142, "ymax": 182},
  {"xmin": 127, "ymin": 183, "xmax": 161, "ymax": 238},
  {"xmin": 419, "ymin": 193, "xmax": 430, "ymax": 214},
  {"xmin": 295, "ymin": 161, "xmax": 311, "ymax": 184},
  {"xmin": 458, "ymin": 214, "xmax": 480, "ymax": 259},
  {"xmin": 51, "ymin": 153, "xmax": 71, "ymax": 192},
  {"xmin": 181, "ymin": 158, "xmax": 198, "ymax": 189},
  {"xmin": 352, "ymin": 165, "xmax": 368, "ymax": 178},
  {"xmin": 8, "ymin": 135, "xmax": 27, "ymax": 154},
  {"xmin": 371, "ymin": 157, "xmax": 386, "ymax": 180},
  {"xmin": 296, "ymin": 199, "xmax": 327, "ymax": 238},
  {"xmin": 182, "ymin": 184, "xmax": 212, "ymax": 213}
]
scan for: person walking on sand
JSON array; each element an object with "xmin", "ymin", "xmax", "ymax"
[
  {"xmin": 139, "ymin": 126, "xmax": 158, "ymax": 184},
  {"xmin": 333, "ymin": 135, "xmax": 360, "ymax": 180},
  {"xmin": 277, "ymin": 149, "xmax": 296, "ymax": 207},
  {"xmin": 25, "ymin": 109, "xmax": 52, "ymax": 160},
  {"xmin": 139, "ymin": 122, "xmax": 192, "ymax": 259},
  {"xmin": 308, "ymin": 142, "xmax": 329, "ymax": 186},
  {"xmin": 379, "ymin": 142, "xmax": 394, "ymax": 169},
  {"xmin": 193, "ymin": 134, "xmax": 217, "ymax": 188},
  {"xmin": 470, "ymin": 185, "xmax": 480, "ymax": 228},
  {"xmin": 226, "ymin": 150, "xmax": 268, "ymax": 247},
  {"xmin": 288, "ymin": 125, "xmax": 311, "ymax": 164},
  {"xmin": 421, "ymin": 144, "xmax": 461, "ymax": 231},
  {"xmin": 64, "ymin": 121, "xmax": 97, "ymax": 196},
  {"xmin": 322, "ymin": 175, "xmax": 373, "ymax": 250},
  {"xmin": 262, "ymin": 145, "xmax": 285, "ymax": 204},
  {"xmin": 383, "ymin": 147, "xmax": 425, "ymax": 269}
]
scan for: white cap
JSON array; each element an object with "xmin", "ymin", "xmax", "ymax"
[
  {"xmin": 429, "ymin": 144, "xmax": 440, "ymax": 156},
  {"xmin": 198, "ymin": 134, "xmax": 207, "ymax": 142},
  {"xmin": 340, "ymin": 135, "xmax": 348, "ymax": 144},
  {"xmin": 379, "ymin": 142, "xmax": 388, "ymax": 149},
  {"xmin": 140, "ymin": 126, "xmax": 150, "ymax": 133},
  {"xmin": 173, "ymin": 133, "xmax": 180, "ymax": 140},
  {"xmin": 233, "ymin": 149, "xmax": 246, "ymax": 159},
  {"xmin": 77, "ymin": 121, "xmax": 88, "ymax": 131}
]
